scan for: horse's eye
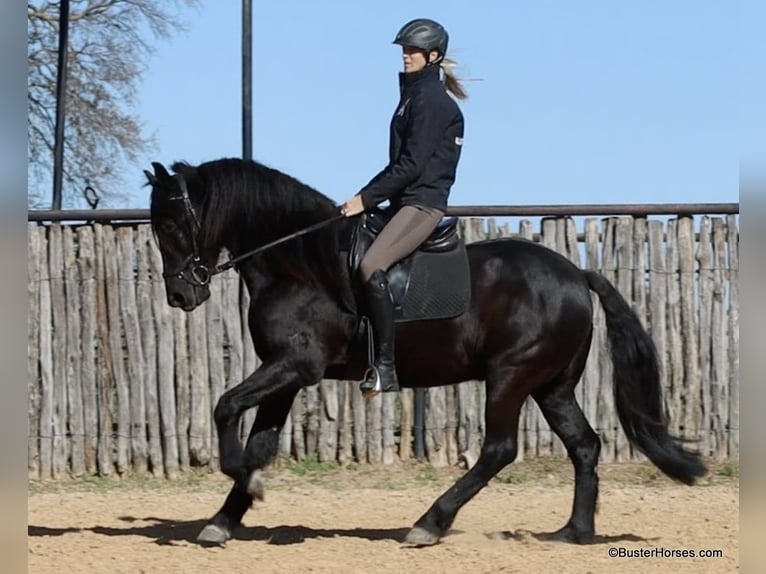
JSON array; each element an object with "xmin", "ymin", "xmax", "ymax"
[{"xmin": 160, "ymin": 220, "xmax": 177, "ymax": 233}]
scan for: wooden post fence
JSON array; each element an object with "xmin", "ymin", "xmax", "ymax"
[{"xmin": 26, "ymin": 214, "xmax": 740, "ymax": 478}]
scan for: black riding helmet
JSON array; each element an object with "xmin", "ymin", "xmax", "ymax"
[{"xmin": 392, "ymin": 18, "xmax": 448, "ymax": 63}]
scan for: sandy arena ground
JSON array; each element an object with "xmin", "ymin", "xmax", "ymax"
[{"xmin": 28, "ymin": 460, "xmax": 739, "ymax": 574}]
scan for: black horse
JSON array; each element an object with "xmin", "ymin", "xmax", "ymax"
[{"xmin": 145, "ymin": 157, "xmax": 706, "ymax": 547}]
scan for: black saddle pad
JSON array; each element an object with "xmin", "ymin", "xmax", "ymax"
[{"xmin": 347, "ymin": 209, "xmax": 471, "ymax": 323}]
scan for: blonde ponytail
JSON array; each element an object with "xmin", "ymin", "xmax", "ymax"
[{"xmin": 440, "ymin": 58, "xmax": 468, "ymax": 100}]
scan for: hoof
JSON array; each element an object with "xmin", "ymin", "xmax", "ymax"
[
  {"xmin": 197, "ymin": 523, "xmax": 231, "ymax": 546},
  {"xmin": 401, "ymin": 526, "xmax": 441, "ymax": 548},
  {"xmin": 247, "ymin": 470, "xmax": 265, "ymax": 501}
]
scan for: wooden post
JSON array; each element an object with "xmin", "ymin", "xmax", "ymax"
[
  {"xmin": 76, "ymin": 226, "xmax": 99, "ymax": 475},
  {"xmin": 94, "ymin": 224, "xmax": 115, "ymax": 476},
  {"xmin": 136, "ymin": 226, "xmax": 164, "ymax": 476},
  {"xmin": 382, "ymin": 392, "xmax": 396, "ymax": 464},
  {"xmin": 148, "ymin": 231, "xmax": 180, "ymax": 478},
  {"xmin": 173, "ymin": 309, "xmax": 191, "ymax": 470},
  {"xmin": 117, "ymin": 227, "xmax": 148, "ymax": 474},
  {"xmin": 424, "ymin": 385, "xmax": 448, "ymax": 467},
  {"xmin": 366, "ymin": 392, "xmax": 383, "ymax": 464},
  {"xmin": 337, "ymin": 381, "xmax": 354, "ymax": 464},
  {"xmin": 292, "ymin": 390, "xmax": 306, "ymax": 461},
  {"xmin": 696, "ymin": 216, "xmax": 714, "ymax": 455},
  {"xmin": 632, "ymin": 218, "xmax": 648, "ymax": 328},
  {"xmin": 487, "ymin": 217, "xmax": 497, "ymax": 239},
  {"xmin": 206, "ymin": 273, "xmax": 225, "ymax": 470},
  {"xmin": 726, "ymin": 215, "xmax": 739, "ymax": 457},
  {"xmin": 305, "ymin": 385, "xmax": 320, "ymax": 460},
  {"xmin": 102, "ymin": 226, "xmax": 130, "ymax": 474},
  {"xmin": 49, "ymin": 224, "xmax": 69, "ymax": 477},
  {"xmin": 711, "ymin": 218, "xmax": 729, "ymax": 459},
  {"xmin": 665, "ymin": 220, "xmax": 683, "ymax": 437},
  {"xmin": 398, "ymin": 388, "xmax": 414, "ymax": 461},
  {"xmin": 647, "ymin": 220, "xmax": 668, "ymax": 405},
  {"xmin": 64, "ymin": 226, "xmax": 86, "ymax": 476},
  {"xmin": 520, "ymin": 220, "xmax": 537, "ymax": 459},
  {"xmin": 351, "ymin": 383, "xmax": 366, "ymax": 462},
  {"xmin": 582, "ymin": 219, "xmax": 601, "ymax": 445},
  {"xmin": 457, "ymin": 381, "xmax": 479, "ymax": 465},
  {"xmin": 318, "ymin": 379, "xmax": 339, "ymax": 463},
  {"xmin": 614, "ymin": 217, "xmax": 633, "ymax": 461},
  {"xmin": 678, "ymin": 217, "xmax": 700, "ymax": 442},
  {"xmin": 279, "ymin": 406, "xmax": 294, "ymax": 461},
  {"xmin": 598, "ymin": 218, "xmax": 617, "ymax": 463},
  {"xmin": 28, "ymin": 227, "xmax": 42, "ymax": 479},
  {"xmin": 539, "ymin": 218, "xmax": 557, "ymax": 456},
  {"xmin": 445, "ymin": 386, "xmax": 459, "ymax": 465},
  {"xmin": 38, "ymin": 226, "xmax": 55, "ymax": 479},
  {"xmin": 187, "ymin": 303, "xmax": 211, "ymax": 467},
  {"xmin": 555, "ymin": 217, "xmax": 567, "ymax": 260}
]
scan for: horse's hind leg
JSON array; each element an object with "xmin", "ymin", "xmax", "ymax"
[
  {"xmin": 404, "ymin": 378, "xmax": 524, "ymax": 547},
  {"xmin": 197, "ymin": 389, "xmax": 297, "ymax": 545},
  {"xmin": 533, "ymin": 361, "xmax": 601, "ymax": 543}
]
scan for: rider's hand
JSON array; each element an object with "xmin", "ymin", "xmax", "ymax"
[{"xmin": 340, "ymin": 194, "xmax": 365, "ymax": 217}]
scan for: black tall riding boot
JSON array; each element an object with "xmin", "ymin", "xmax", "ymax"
[{"xmin": 359, "ymin": 269, "xmax": 400, "ymax": 397}]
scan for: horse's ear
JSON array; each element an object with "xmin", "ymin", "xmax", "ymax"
[
  {"xmin": 143, "ymin": 169, "xmax": 157, "ymax": 186},
  {"xmin": 151, "ymin": 162, "xmax": 171, "ymax": 180}
]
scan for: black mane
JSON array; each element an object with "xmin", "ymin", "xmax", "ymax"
[{"xmin": 171, "ymin": 158, "xmax": 350, "ymax": 304}]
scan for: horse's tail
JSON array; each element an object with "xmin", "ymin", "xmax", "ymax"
[{"xmin": 584, "ymin": 270, "xmax": 707, "ymax": 485}]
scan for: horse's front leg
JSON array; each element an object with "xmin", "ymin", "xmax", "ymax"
[
  {"xmin": 197, "ymin": 388, "xmax": 299, "ymax": 545},
  {"xmin": 215, "ymin": 355, "xmax": 320, "ymax": 485}
]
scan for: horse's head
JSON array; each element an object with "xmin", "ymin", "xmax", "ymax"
[{"xmin": 145, "ymin": 161, "xmax": 211, "ymax": 311}]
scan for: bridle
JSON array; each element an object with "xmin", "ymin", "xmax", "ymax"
[
  {"xmin": 161, "ymin": 173, "xmax": 345, "ymax": 288},
  {"xmin": 162, "ymin": 174, "xmax": 211, "ymax": 287}
]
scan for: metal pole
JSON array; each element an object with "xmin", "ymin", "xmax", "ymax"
[
  {"xmin": 443, "ymin": 202, "xmax": 740, "ymax": 217},
  {"xmin": 27, "ymin": 202, "xmax": 741, "ymax": 223},
  {"xmin": 242, "ymin": 0, "xmax": 252, "ymax": 160},
  {"xmin": 51, "ymin": 0, "xmax": 70, "ymax": 210},
  {"xmin": 414, "ymin": 389, "xmax": 425, "ymax": 460}
]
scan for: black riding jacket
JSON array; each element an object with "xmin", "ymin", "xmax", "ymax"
[{"xmin": 359, "ymin": 64, "xmax": 464, "ymax": 212}]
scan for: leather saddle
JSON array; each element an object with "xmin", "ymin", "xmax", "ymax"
[{"xmin": 346, "ymin": 208, "xmax": 471, "ymax": 323}]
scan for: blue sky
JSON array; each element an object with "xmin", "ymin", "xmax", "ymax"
[{"xmin": 124, "ymin": 1, "xmax": 741, "ymax": 211}]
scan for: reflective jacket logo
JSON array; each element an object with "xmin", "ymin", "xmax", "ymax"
[{"xmin": 396, "ymin": 98, "xmax": 411, "ymax": 117}]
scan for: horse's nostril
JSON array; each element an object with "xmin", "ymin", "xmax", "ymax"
[{"xmin": 170, "ymin": 292, "xmax": 186, "ymax": 307}]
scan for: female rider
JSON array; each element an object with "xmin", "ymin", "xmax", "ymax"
[{"xmin": 341, "ymin": 18, "xmax": 468, "ymax": 396}]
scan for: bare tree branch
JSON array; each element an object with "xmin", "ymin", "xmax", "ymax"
[{"xmin": 28, "ymin": 0, "xmax": 198, "ymax": 208}]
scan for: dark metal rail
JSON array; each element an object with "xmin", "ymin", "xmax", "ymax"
[{"xmin": 28, "ymin": 202, "xmax": 739, "ymax": 223}]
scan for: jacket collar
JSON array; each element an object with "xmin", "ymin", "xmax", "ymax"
[{"xmin": 399, "ymin": 63, "xmax": 441, "ymax": 93}]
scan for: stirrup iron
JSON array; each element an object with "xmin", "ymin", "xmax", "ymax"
[
  {"xmin": 360, "ymin": 365, "xmax": 383, "ymax": 399},
  {"xmin": 359, "ymin": 318, "xmax": 381, "ymax": 398}
]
